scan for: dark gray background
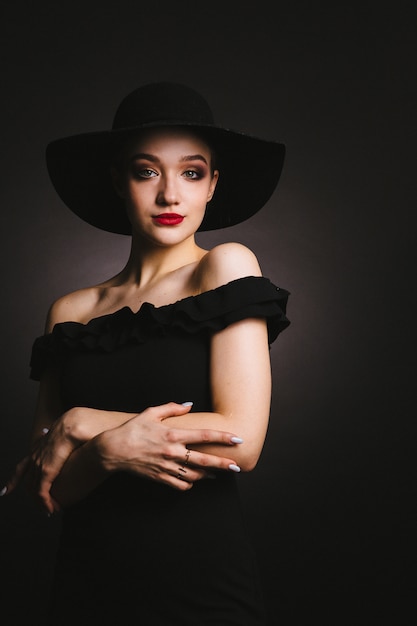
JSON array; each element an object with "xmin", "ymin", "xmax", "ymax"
[{"xmin": 1, "ymin": 1, "xmax": 415, "ymax": 624}]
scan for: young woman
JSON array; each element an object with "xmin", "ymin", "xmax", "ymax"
[{"xmin": 2, "ymin": 82, "xmax": 290, "ymax": 625}]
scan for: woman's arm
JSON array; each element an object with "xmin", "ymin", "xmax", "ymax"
[
  {"xmin": 162, "ymin": 315, "xmax": 271, "ymax": 471},
  {"xmin": 165, "ymin": 241, "xmax": 273, "ymax": 470}
]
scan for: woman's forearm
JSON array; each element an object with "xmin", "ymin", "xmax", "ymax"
[{"xmin": 56, "ymin": 406, "xmax": 138, "ymax": 443}]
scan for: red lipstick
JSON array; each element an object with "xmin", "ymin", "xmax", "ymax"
[{"xmin": 153, "ymin": 213, "xmax": 184, "ymax": 225}]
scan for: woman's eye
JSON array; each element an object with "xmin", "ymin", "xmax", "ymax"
[
  {"xmin": 183, "ymin": 170, "xmax": 201, "ymax": 179},
  {"xmin": 132, "ymin": 168, "xmax": 157, "ymax": 179}
]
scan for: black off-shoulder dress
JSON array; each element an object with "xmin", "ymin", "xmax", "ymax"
[{"xmin": 30, "ymin": 276, "xmax": 290, "ymax": 626}]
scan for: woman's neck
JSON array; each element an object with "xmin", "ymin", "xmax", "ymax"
[{"xmin": 119, "ymin": 235, "xmax": 207, "ymax": 289}]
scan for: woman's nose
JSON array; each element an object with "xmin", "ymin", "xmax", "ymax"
[{"xmin": 156, "ymin": 175, "xmax": 180, "ymax": 206}]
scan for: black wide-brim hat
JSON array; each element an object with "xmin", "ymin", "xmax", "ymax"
[{"xmin": 46, "ymin": 82, "xmax": 286, "ymax": 234}]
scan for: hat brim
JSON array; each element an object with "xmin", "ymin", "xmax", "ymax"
[{"xmin": 46, "ymin": 122, "xmax": 285, "ymax": 234}]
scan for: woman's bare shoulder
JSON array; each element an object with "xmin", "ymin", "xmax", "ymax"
[
  {"xmin": 44, "ymin": 285, "xmax": 104, "ymax": 333},
  {"xmin": 196, "ymin": 242, "xmax": 262, "ymax": 293}
]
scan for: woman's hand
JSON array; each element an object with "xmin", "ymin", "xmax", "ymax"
[{"xmin": 95, "ymin": 402, "xmax": 243, "ymax": 491}]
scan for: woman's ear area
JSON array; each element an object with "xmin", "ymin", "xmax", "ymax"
[
  {"xmin": 207, "ymin": 169, "xmax": 219, "ymax": 202},
  {"xmin": 110, "ymin": 166, "xmax": 126, "ymax": 199}
]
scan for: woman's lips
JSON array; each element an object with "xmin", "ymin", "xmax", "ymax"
[{"xmin": 153, "ymin": 213, "xmax": 184, "ymax": 225}]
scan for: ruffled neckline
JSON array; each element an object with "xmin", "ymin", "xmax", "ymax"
[{"xmin": 30, "ymin": 276, "xmax": 290, "ymax": 380}]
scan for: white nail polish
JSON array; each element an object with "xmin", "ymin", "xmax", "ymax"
[
  {"xmin": 181, "ymin": 402, "xmax": 193, "ymax": 407},
  {"xmin": 230, "ymin": 437, "xmax": 244, "ymax": 444},
  {"xmin": 229, "ymin": 464, "xmax": 241, "ymax": 473},
  {"xmin": 42, "ymin": 427, "xmax": 50, "ymax": 434},
  {"xmin": 0, "ymin": 486, "xmax": 7, "ymax": 496}
]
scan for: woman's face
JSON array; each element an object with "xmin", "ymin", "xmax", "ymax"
[{"xmin": 113, "ymin": 127, "xmax": 219, "ymax": 246}]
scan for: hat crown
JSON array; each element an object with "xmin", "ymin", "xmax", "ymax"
[{"xmin": 112, "ymin": 82, "xmax": 214, "ymax": 130}]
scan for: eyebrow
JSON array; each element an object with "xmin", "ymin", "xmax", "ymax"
[{"xmin": 130, "ymin": 153, "xmax": 208, "ymax": 165}]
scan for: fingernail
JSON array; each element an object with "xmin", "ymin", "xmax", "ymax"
[
  {"xmin": 42, "ymin": 427, "xmax": 50, "ymax": 434},
  {"xmin": 229, "ymin": 464, "xmax": 241, "ymax": 473},
  {"xmin": 0, "ymin": 486, "xmax": 7, "ymax": 496},
  {"xmin": 230, "ymin": 437, "xmax": 244, "ymax": 444},
  {"xmin": 181, "ymin": 402, "xmax": 193, "ymax": 407}
]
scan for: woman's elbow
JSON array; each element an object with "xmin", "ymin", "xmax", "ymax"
[{"xmin": 238, "ymin": 445, "xmax": 264, "ymax": 472}]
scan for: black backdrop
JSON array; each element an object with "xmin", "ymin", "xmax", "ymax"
[{"xmin": 1, "ymin": 2, "xmax": 415, "ymax": 624}]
